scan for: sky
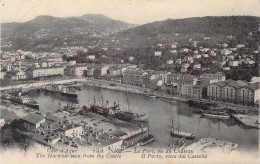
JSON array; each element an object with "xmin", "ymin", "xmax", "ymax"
[{"xmin": 1, "ymin": 0, "xmax": 260, "ymax": 24}]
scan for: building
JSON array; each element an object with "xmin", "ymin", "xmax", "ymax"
[
  {"xmin": 200, "ymin": 72, "xmax": 226, "ymax": 82},
  {"xmin": 86, "ymin": 55, "xmax": 95, "ymax": 60},
  {"xmin": 26, "ymin": 66, "xmax": 64, "ymax": 79},
  {"xmin": 170, "ymin": 50, "xmax": 177, "ymax": 54},
  {"xmin": 244, "ymin": 60, "xmax": 255, "ymax": 65},
  {"xmin": 251, "ymin": 77, "xmax": 260, "ymax": 83},
  {"xmin": 167, "ymin": 74, "xmax": 183, "ymax": 86},
  {"xmin": 166, "ymin": 60, "xmax": 174, "ymax": 64},
  {"xmin": 22, "ymin": 113, "xmax": 46, "ymax": 130},
  {"xmin": 122, "ymin": 68, "xmax": 144, "ymax": 87},
  {"xmin": 65, "ymin": 64, "xmax": 88, "ymax": 77},
  {"xmin": 93, "ymin": 65, "xmax": 110, "ymax": 78},
  {"xmin": 0, "ymin": 119, "xmax": 5, "ymax": 127},
  {"xmin": 107, "ymin": 66, "xmax": 121, "ymax": 76},
  {"xmin": 0, "ymin": 71, "xmax": 6, "ymax": 80},
  {"xmin": 86, "ymin": 67, "xmax": 95, "ymax": 77},
  {"xmin": 176, "ymin": 75, "xmax": 199, "ymax": 97},
  {"xmin": 62, "ymin": 123, "xmax": 83, "ymax": 138},
  {"xmin": 221, "ymin": 49, "xmax": 232, "ymax": 55},
  {"xmin": 154, "ymin": 51, "xmax": 162, "ymax": 57},
  {"xmin": 238, "ymin": 82, "xmax": 260, "ymax": 105},
  {"xmin": 129, "ymin": 56, "xmax": 135, "ymax": 62},
  {"xmin": 193, "ymin": 54, "xmax": 201, "ymax": 59},
  {"xmin": 193, "ymin": 64, "xmax": 201, "ymax": 70},
  {"xmin": 229, "ymin": 60, "xmax": 239, "ymax": 67},
  {"xmin": 223, "ymin": 67, "xmax": 230, "ymax": 71},
  {"xmin": 150, "ymin": 79, "xmax": 163, "ymax": 89},
  {"xmin": 4, "ymin": 70, "xmax": 26, "ymax": 81},
  {"xmin": 207, "ymin": 80, "xmax": 260, "ymax": 105},
  {"xmin": 236, "ymin": 44, "xmax": 245, "ymax": 48}
]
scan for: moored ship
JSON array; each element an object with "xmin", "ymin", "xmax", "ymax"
[
  {"xmin": 89, "ymin": 96, "xmax": 148, "ymax": 122},
  {"xmin": 201, "ymin": 110, "xmax": 230, "ymax": 119},
  {"xmin": 45, "ymin": 85, "xmax": 78, "ymax": 98},
  {"xmin": 169, "ymin": 108, "xmax": 195, "ymax": 140},
  {"xmin": 8, "ymin": 94, "xmax": 39, "ymax": 110},
  {"xmin": 137, "ymin": 115, "xmax": 155, "ymax": 146}
]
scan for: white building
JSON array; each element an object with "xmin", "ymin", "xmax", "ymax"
[
  {"xmin": 86, "ymin": 55, "xmax": 95, "ymax": 60},
  {"xmin": 154, "ymin": 51, "xmax": 162, "ymax": 57},
  {"xmin": 166, "ymin": 60, "xmax": 174, "ymax": 65},
  {"xmin": 229, "ymin": 61, "xmax": 239, "ymax": 67}
]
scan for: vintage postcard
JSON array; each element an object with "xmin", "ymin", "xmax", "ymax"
[{"xmin": 0, "ymin": 0, "xmax": 259, "ymax": 163}]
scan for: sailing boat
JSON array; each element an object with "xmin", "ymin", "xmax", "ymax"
[
  {"xmin": 168, "ymin": 115, "xmax": 186, "ymax": 150},
  {"xmin": 137, "ymin": 113, "xmax": 155, "ymax": 146},
  {"xmin": 170, "ymin": 105, "xmax": 195, "ymax": 140}
]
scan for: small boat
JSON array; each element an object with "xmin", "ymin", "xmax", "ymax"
[
  {"xmin": 170, "ymin": 130, "xmax": 195, "ymax": 140},
  {"xmin": 137, "ymin": 134, "xmax": 155, "ymax": 146},
  {"xmin": 145, "ymin": 93, "xmax": 157, "ymax": 98},
  {"xmin": 201, "ymin": 110, "xmax": 230, "ymax": 119}
]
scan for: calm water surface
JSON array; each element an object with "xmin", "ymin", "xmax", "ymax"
[{"xmin": 28, "ymin": 86, "xmax": 258, "ymax": 154}]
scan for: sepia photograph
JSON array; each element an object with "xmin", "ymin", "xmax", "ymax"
[{"xmin": 0, "ymin": 0, "xmax": 259, "ymax": 163}]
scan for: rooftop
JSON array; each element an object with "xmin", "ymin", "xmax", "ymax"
[
  {"xmin": 228, "ymin": 80, "xmax": 248, "ymax": 89},
  {"xmin": 22, "ymin": 113, "xmax": 45, "ymax": 125},
  {"xmin": 247, "ymin": 82, "xmax": 260, "ymax": 91}
]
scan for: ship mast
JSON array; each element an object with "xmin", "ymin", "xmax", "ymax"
[
  {"xmin": 101, "ymin": 94, "xmax": 103, "ymax": 107},
  {"xmin": 127, "ymin": 97, "xmax": 130, "ymax": 112},
  {"xmin": 171, "ymin": 115, "xmax": 174, "ymax": 131},
  {"xmin": 177, "ymin": 105, "xmax": 180, "ymax": 134},
  {"xmin": 148, "ymin": 112, "xmax": 150, "ymax": 136},
  {"xmin": 93, "ymin": 96, "xmax": 96, "ymax": 105}
]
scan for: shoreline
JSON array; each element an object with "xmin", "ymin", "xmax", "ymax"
[
  {"xmin": 1, "ymin": 77, "xmax": 258, "ymax": 112},
  {"xmin": 82, "ymin": 78, "xmax": 259, "ymax": 112}
]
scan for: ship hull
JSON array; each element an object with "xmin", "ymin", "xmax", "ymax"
[
  {"xmin": 60, "ymin": 92, "xmax": 78, "ymax": 98},
  {"xmin": 46, "ymin": 89, "xmax": 78, "ymax": 99},
  {"xmin": 24, "ymin": 103, "xmax": 40, "ymax": 110},
  {"xmin": 9, "ymin": 98, "xmax": 39, "ymax": 110},
  {"xmin": 170, "ymin": 131, "xmax": 195, "ymax": 140},
  {"xmin": 137, "ymin": 135, "xmax": 155, "ymax": 146},
  {"xmin": 201, "ymin": 112, "xmax": 230, "ymax": 119}
]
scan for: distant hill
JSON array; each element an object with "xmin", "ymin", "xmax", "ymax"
[
  {"xmin": 1, "ymin": 14, "xmax": 133, "ymax": 51},
  {"xmin": 111, "ymin": 16, "xmax": 260, "ymax": 48},
  {"xmin": 79, "ymin": 14, "xmax": 132, "ymax": 31},
  {"xmin": 1, "ymin": 14, "xmax": 132, "ymax": 36},
  {"xmin": 121, "ymin": 16, "xmax": 260, "ymax": 37}
]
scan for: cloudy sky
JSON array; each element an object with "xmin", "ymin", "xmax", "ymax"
[{"xmin": 1, "ymin": 0, "xmax": 259, "ymax": 24}]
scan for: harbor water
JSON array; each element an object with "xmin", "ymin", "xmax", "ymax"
[{"xmin": 27, "ymin": 86, "xmax": 258, "ymax": 154}]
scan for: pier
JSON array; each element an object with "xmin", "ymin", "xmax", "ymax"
[{"xmin": 231, "ymin": 114, "xmax": 260, "ymax": 129}]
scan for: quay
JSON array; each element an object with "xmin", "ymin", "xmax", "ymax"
[
  {"xmin": 187, "ymin": 137, "xmax": 238, "ymax": 153},
  {"xmin": 231, "ymin": 114, "xmax": 260, "ymax": 129},
  {"xmin": 0, "ymin": 78, "xmax": 87, "ymax": 91}
]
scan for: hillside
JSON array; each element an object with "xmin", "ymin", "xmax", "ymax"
[
  {"xmin": 121, "ymin": 16, "xmax": 260, "ymax": 37},
  {"xmin": 112, "ymin": 16, "xmax": 260, "ymax": 48},
  {"xmin": 1, "ymin": 14, "xmax": 133, "ymax": 51}
]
